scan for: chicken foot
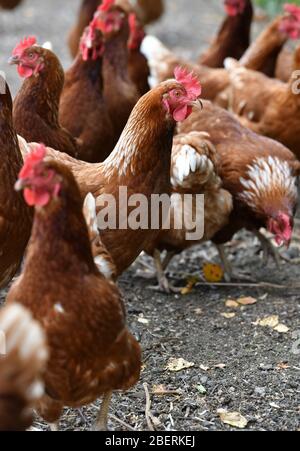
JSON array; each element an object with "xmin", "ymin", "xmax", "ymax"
[
  {"xmin": 253, "ymin": 230, "xmax": 281, "ymax": 268},
  {"xmin": 93, "ymin": 391, "xmax": 113, "ymax": 431},
  {"xmin": 137, "ymin": 251, "xmax": 177, "ymax": 279},
  {"xmin": 216, "ymin": 244, "xmax": 253, "ymax": 282},
  {"xmin": 149, "ymin": 249, "xmax": 182, "ymax": 294}
]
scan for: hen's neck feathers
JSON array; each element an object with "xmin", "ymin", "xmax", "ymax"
[
  {"xmin": 103, "ymin": 92, "xmax": 174, "ymax": 182},
  {"xmin": 103, "ymin": 23, "xmax": 130, "ymax": 80},
  {"xmin": 218, "ymin": 0, "xmax": 252, "ymax": 45},
  {"xmin": 239, "ymin": 16, "xmax": 287, "ymax": 71},
  {"xmin": 25, "ymin": 187, "xmax": 98, "ymax": 277},
  {"xmin": 239, "ymin": 156, "xmax": 298, "ymax": 216},
  {"xmin": 200, "ymin": 0, "xmax": 253, "ymax": 66},
  {"xmin": 66, "ymin": 54, "xmax": 104, "ymax": 88},
  {"xmin": 14, "ymin": 53, "xmax": 64, "ymax": 127}
]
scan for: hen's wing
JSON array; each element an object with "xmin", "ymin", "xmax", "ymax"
[
  {"xmin": 171, "ymin": 132, "xmax": 219, "ymax": 191},
  {"xmin": 0, "ymin": 304, "xmax": 48, "ymax": 431},
  {"xmin": 221, "ymin": 62, "xmax": 284, "ymax": 122}
]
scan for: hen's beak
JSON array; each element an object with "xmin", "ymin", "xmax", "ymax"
[
  {"xmin": 15, "ymin": 179, "xmax": 27, "ymax": 191},
  {"xmin": 190, "ymin": 98, "xmax": 203, "ymax": 111},
  {"xmin": 8, "ymin": 55, "xmax": 20, "ymax": 65}
]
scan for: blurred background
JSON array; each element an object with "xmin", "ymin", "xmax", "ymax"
[
  {"xmin": 0, "ymin": 0, "xmax": 281, "ymax": 96},
  {"xmin": 256, "ymin": 0, "xmax": 300, "ymax": 15}
]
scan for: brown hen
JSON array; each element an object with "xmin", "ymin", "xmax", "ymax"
[
  {"xmin": 0, "ymin": 76, "xmax": 32, "ymax": 289},
  {"xmin": 199, "ymin": 0, "xmax": 253, "ymax": 68},
  {"xmin": 8, "ymin": 149, "xmax": 141, "ymax": 430},
  {"xmin": 178, "ymin": 102, "xmax": 300, "ymax": 277},
  {"xmin": 0, "ymin": 303, "xmax": 48, "ymax": 431},
  {"xmin": 18, "ymin": 71, "xmax": 202, "ymax": 277},
  {"xmin": 10, "ymin": 37, "xmax": 79, "ymax": 158}
]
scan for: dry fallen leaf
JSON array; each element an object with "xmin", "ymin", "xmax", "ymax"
[
  {"xmin": 203, "ymin": 263, "xmax": 224, "ymax": 283},
  {"xmin": 200, "ymin": 364, "xmax": 210, "ymax": 372},
  {"xmin": 258, "ymin": 315, "xmax": 279, "ymax": 328},
  {"xmin": 225, "ymin": 300, "xmax": 240, "ymax": 308},
  {"xmin": 181, "ymin": 276, "xmax": 199, "ymax": 295},
  {"xmin": 194, "ymin": 308, "xmax": 203, "ymax": 315},
  {"xmin": 138, "ymin": 316, "xmax": 150, "ymax": 325},
  {"xmin": 221, "ymin": 312, "xmax": 236, "ymax": 319},
  {"xmin": 218, "ymin": 410, "xmax": 248, "ymax": 429},
  {"xmin": 166, "ymin": 357, "xmax": 195, "ymax": 372},
  {"xmin": 274, "ymin": 324, "xmax": 290, "ymax": 334},
  {"xmin": 237, "ymin": 296, "xmax": 257, "ymax": 306},
  {"xmin": 277, "ymin": 362, "xmax": 290, "ymax": 370},
  {"xmin": 214, "ymin": 363, "xmax": 226, "ymax": 369}
]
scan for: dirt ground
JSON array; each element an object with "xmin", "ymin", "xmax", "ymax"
[{"xmin": 0, "ymin": 0, "xmax": 300, "ymax": 432}]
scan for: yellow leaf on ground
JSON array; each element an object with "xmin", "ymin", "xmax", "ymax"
[
  {"xmin": 166, "ymin": 358, "xmax": 195, "ymax": 372},
  {"xmin": 237, "ymin": 297, "xmax": 257, "ymax": 306},
  {"xmin": 258, "ymin": 315, "xmax": 279, "ymax": 328},
  {"xmin": 225, "ymin": 300, "xmax": 240, "ymax": 308},
  {"xmin": 221, "ymin": 312, "xmax": 236, "ymax": 319},
  {"xmin": 218, "ymin": 410, "xmax": 248, "ymax": 429},
  {"xmin": 203, "ymin": 263, "xmax": 224, "ymax": 283},
  {"xmin": 274, "ymin": 324, "xmax": 290, "ymax": 334},
  {"xmin": 181, "ymin": 276, "xmax": 199, "ymax": 295}
]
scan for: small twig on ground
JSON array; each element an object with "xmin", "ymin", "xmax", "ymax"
[
  {"xmin": 151, "ymin": 390, "xmax": 182, "ymax": 396},
  {"xmin": 143, "ymin": 383, "xmax": 155, "ymax": 431},
  {"xmin": 109, "ymin": 414, "xmax": 136, "ymax": 432},
  {"xmin": 196, "ymin": 281, "xmax": 287, "ymax": 289}
]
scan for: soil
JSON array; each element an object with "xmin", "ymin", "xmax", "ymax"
[{"xmin": 0, "ymin": 0, "xmax": 299, "ymax": 432}]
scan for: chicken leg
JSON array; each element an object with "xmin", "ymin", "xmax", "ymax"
[
  {"xmin": 216, "ymin": 244, "xmax": 253, "ymax": 282},
  {"xmin": 149, "ymin": 249, "xmax": 182, "ymax": 294},
  {"xmin": 93, "ymin": 392, "xmax": 113, "ymax": 431},
  {"xmin": 253, "ymin": 230, "xmax": 281, "ymax": 268}
]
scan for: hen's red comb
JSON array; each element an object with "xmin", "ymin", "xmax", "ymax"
[
  {"xmin": 284, "ymin": 3, "xmax": 300, "ymax": 18},
  {"xmin": 19, "ymin": 144, "xmax": 46, "ymax": 180},
  {"xmin": 129, "ymin": 12, "xmax": 137, "ymax": 30},
  {"xmin": 174, "ymin": 66, "xmax": 202, "ymax": 99},
  {"xmin": 12, "ymin": 36, "xmax": 37, "ymax": 57},
  {"xmin": 99, "ymin": 0, "xmax": 115, "ymax": 12}
]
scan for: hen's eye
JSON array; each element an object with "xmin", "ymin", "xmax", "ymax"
[{"xmin": 28, "ymin": 53, "xmax": 34, "ymax": 59}]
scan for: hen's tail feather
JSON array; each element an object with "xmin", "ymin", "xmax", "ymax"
[
  {"xmin": 141, "ymin": 35, "xmax": 175, "ymax": 87},
  {"xmin": 0, "ymin": 304, "xmax": 48, "ymax": 431}
]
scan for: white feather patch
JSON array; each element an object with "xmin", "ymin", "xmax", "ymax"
[
  {"xmin": 83, "ymin": 193, "xmax": 98, "ymax": 234},
  {"xmin": 140, "ymin": 35, "xmax": 172, "ymax": 87},
  {"xmin": 171, "ymin": 145, "xmax": 213, "ymax": 187},
  {"xmin": 94, "ymin": 256, "xmax": 113, "ymax": 279},
  {"xmin": 239, "ymin": 156, "xmax": 298, "ymax": 211}
]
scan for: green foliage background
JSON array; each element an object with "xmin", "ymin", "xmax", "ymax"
[{"xmin": 255, "ymin": 0, "xmax": 300, "ymax": 14}]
